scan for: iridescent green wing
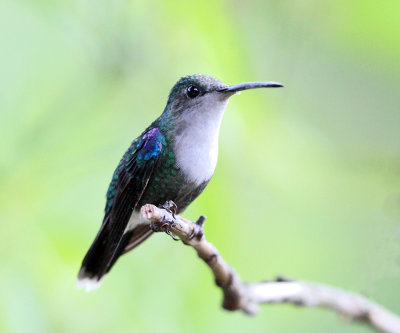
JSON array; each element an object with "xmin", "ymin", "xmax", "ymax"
[{"xmin": 79, "ymin": 127, "xmax": 166, "ymax": 280}]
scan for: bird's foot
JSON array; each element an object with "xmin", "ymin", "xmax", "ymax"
[
  {"xmin": 150, "ymin": 216, "xmax": 179, "ymax": 241},
  {"xmin": 150, "ymin": 201, "xmax": 179, "ymax": 241},
  {"xmin": 149, "ymin": 215, "xmax": 171, "ymax": 233}
]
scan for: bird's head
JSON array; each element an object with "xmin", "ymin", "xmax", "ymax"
[{"xmin": 163, "ymin": 74, "xmax": 283, "ymax": 120}]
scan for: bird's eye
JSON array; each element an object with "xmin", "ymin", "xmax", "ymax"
[{"xmin": 186, "ymin": 85, "xmax": 200, "ymax": 98}]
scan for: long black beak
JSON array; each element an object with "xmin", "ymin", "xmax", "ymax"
[{"xmin": 218, "ymin": 81, "xmax": 283, "ymax": 93}]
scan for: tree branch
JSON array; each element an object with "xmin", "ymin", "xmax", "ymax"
[{"xmin": 140, "ymin": 202, "xmax": 400, "ymax": 333}]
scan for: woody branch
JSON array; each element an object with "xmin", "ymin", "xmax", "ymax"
[{"xmin": 140, "ymin": 202, "xmax": 400, "ymax": 333}]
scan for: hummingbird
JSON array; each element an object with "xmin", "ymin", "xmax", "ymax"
[{"xmin": 77, "ymin": 74, "xmax": 283, "ymax": 291}]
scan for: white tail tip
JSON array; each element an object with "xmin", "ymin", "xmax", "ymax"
[{"xmin": 76, "ymin": 276, "xmax": 105, "ymax": 292}]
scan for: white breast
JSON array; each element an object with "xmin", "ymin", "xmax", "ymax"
[{"xmin": 173, "ymin": 97, "xmax": 228, "ymax": 186}]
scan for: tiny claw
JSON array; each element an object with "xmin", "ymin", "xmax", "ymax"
[
  {"xmin": 168, "ymin": 200, "xmax": 178, "ymax": 215},
  {"xmin": 166, "ymin": 229, "xmax": 179, "ymax": 241}
]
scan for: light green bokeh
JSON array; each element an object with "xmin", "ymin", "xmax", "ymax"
[{"xmin": 1, "ymin": 1, "xmax": 399, "ymax": 332}]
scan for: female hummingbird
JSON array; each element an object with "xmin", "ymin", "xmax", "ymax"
[{"xmin": 77, "ymin": 74, "xmax": 283, "ymax": 291}]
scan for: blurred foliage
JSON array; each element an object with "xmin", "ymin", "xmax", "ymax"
[{"xmin": 1, "ymin": 0, "xmax": 400, "ymax": 332}]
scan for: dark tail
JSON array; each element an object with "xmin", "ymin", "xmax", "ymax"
[
  {"xmin": 77, "ymin": 220, "xmax": 152, "ymax": 292},
  {"xmin": 77, "ymin": 218, "xmax": 117, "ymax": 291}
]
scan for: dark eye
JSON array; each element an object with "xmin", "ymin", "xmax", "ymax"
[{"xmin": 186, "ymin": 85, "xmax": 200, "ymax": 98}]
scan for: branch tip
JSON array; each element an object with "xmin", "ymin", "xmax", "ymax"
[{"xmin": 195, "ymin": 215, "xmax": 206, "ymax": 227}]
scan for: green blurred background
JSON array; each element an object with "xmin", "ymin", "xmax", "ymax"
[{"xmin": 1, "ymin": 0, "xmax": 400, "ymax": 332}]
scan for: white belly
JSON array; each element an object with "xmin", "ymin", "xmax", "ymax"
[
  {"xmin": 174, "ymin": 135, "xmax": 218, "ymax": 186},
  {"xmin": 124, "ymin": 211, "xmax": 146, "ymax": 233}
]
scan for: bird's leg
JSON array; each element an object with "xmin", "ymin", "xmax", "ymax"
[{"xmin": 149, "ymin": 201, "xmax": 179, "ymax": 240}]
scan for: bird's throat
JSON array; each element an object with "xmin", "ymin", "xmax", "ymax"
[{"xmin": 171, "ymin": 100, "xmax": 227, "ymax": 186}]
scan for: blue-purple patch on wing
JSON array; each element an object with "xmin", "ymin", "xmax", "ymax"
[{"xmin": 137, "ymin": 128, "xmax": 165, "ymax": 161}]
